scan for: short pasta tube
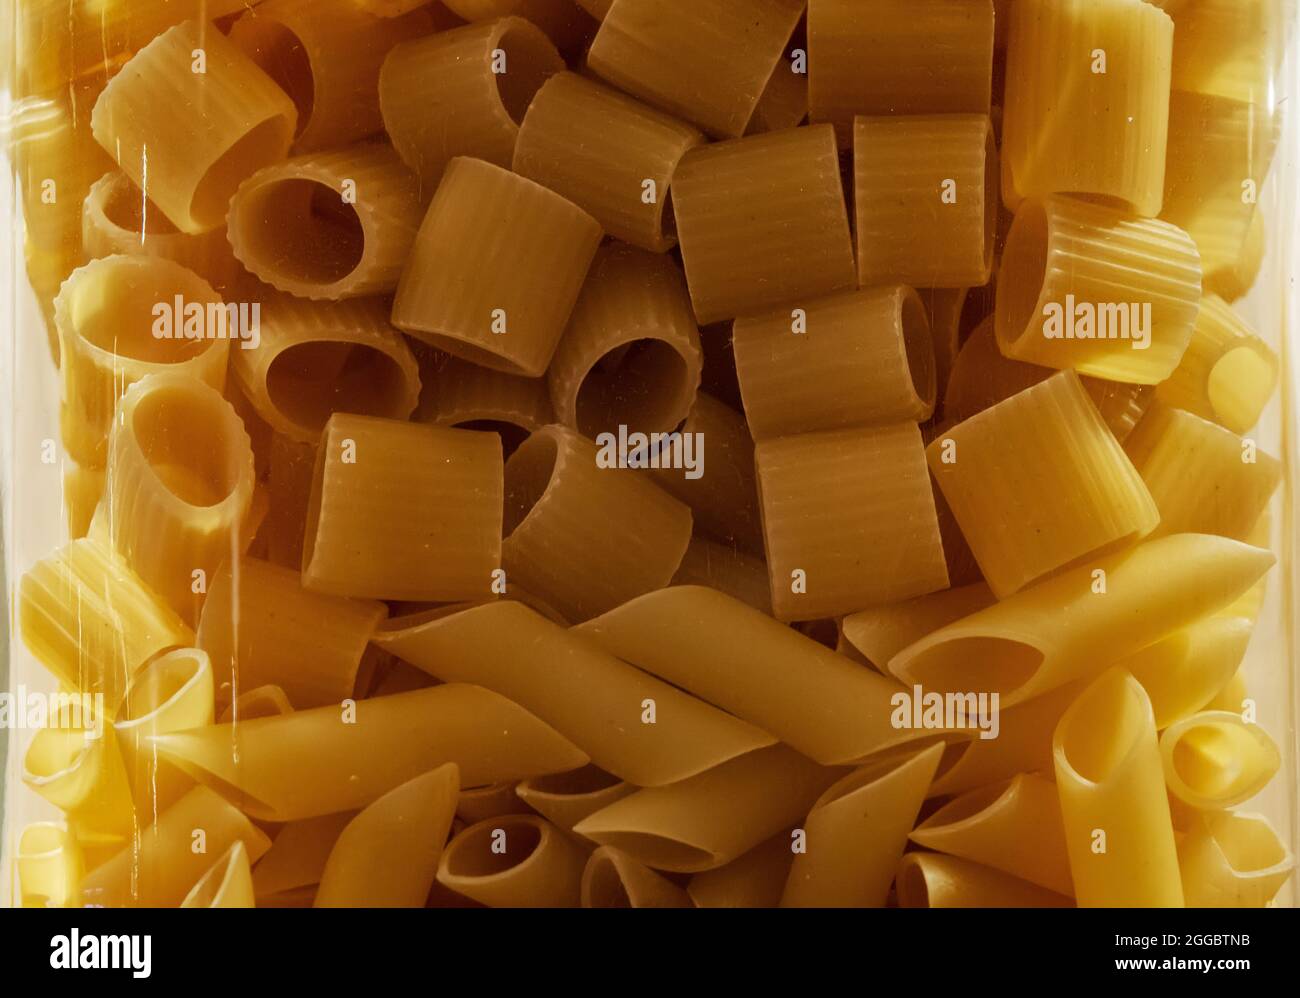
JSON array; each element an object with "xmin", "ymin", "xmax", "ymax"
[
  {"xmin": 514, "ymin": 766, "xmax": 634, "ymax": 835},
  {"xmin": 840, "ymin": 583, "xmax": 995, "ymax": 674},
  {"xmin": 90, "ymin": 19, "xmax": 298, "ymax": 234},
  {"xmin": 62, "ymin": 460, "xmax": 104, "ymax": 540},
  {"xmin": 896, "ymin": 853, "xmax": 1072, "ymax": 908},
  {"xmin": 1177, "ymin": 811, "xmax": 1294, "ymax": 908},
  {"xmin": 1170, "ymin": 0, "xmax": 1292, "ymax": 104},
  {"xmin": 1206, "ymin": 210, "xmax": 1266, "ymax": 303},
  {"xmin": 547, "ymin": 243, "xmax": 703, "ymax": 438},
  {"xmin": 17, "ymin": 824, "xmax": 83, "ymax": 909},
  {"xmin": 227, "ymin": 143, "xmax": 423, "ymax": 299},
  {"xmin": 181, "ymin": 841, "xmax": 255, "ymax": 909},
  {"xmin": 1160, "ymin": 711, "xmax": 1281, "ymax": 810},
  {"xmin": 688, "ymin": 835, "xmax": 796, "ymax": 909},
  {"xmin": 734, "ymin": 286, "xmax": 936, "ymax": 440},
  {"xmin": 671, "ymin": 125, "xmax": 856, "ymax": 325},
  {"xmin": 414, "ymin": 353, "xmax": 554, "ymax": 453},
  {"xmin": 755, "ymin": 423, "xmax": 949, "ymax": 620},
  {"xmin": 437, "ymin": 813, "xmax": 588, "ymax": 908},
  {"xmin": 392, "ymin": 157, "xmax": 603, "ymax": 377},
  {"xmin": 512, "ymin": 71, "xmax": 704, "ymax": 252},
  {"xmin": 995, "ymin": 196, "xmax": 1203, "ymax": 384},
  {"xmin": 582, "ymin": 847, "xmax": 694, "ymax": 909},
  {"xmin": 303, "ymin": 414, "xmax": 503, "ymax": 601},
  {"xmin": 1121, "ymin": 615, "xmax": 1254, "ymax": 730}
]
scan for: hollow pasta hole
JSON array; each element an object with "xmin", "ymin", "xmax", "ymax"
[
  {"xmin": 445, "ymin": 820, "xmax": 542, "ymax": 879},
  {"xmin": 576, "ymin": 338, "xmax": 690, "ymax": 437},
  {"xmin": 899, "ymin": 289, "xmax": 936, "ymax": 409},
  {"xmin": 585, "ymin": 856, "xmax": 632, "ymax": 908},
  {"xmin": 494, "ymin": 24, "xmax": 559, "ymax": 124},
  {"xmin": 132, "ymin": 384, "xmax": 243, "ymax": 507},
  {"xmin": 101, "ymin": 173, "xmax": 180, "ymax": 236},
  {"xmin": 503, "ymin": 430, "xmax": 559, "ymax": 536},
  {"xmin": 235, "ymin": 178, "xmax": 365, "ymax": 286},
  {"xmin": 1058, "ymin": 672, "xmax": 1146, "ymax": 784},
  {"xmin": 193, "ymin": 116, "xmax": 295, "ymax": 229},
  {"xmin": 266, "ymin": 340, "xmax": 407, "ymax": 434},
  {"xmin": 525, "ymin": 764, "xmax": 621, "ymax": 797},
  {"xmin": 997, "ymin": 200, "xmax": 1048, "ymax": 348},
  {"xmin": 237, "ymin": 21, "xmax": 315, "ymax": 137},
  {"xmin": 453, "ymin": 419, "xmax": 531, "ymax": 458},
  {"xmin": 68, "ymin": 262, "xmax": 213, "ymax": 363}
]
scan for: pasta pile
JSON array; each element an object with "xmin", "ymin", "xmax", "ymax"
[{"xmin": 5, "ymin": 0, "xmax": 1294, "ymax": 909}]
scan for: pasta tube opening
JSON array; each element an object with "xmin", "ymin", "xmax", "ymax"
[
  {"xmin": 235, "ymin": 21, "xmax": 314, "ymax": 129},
  {"xmin": 1056, "ymin": 668, "xmax": 1150, "ymax": 786},
  {"xmin": 233, "ymin": 178, "xmax": 364, "ymax": 286},
  {"xmin": 126, "ymin": 381, "xmax": 247, "ymax": 507},
  {"xmin": 997, "ymin": 199, "xmax": 1049, "ymax": 353},
  {"xmin": 266, "ymin": 341, "xmax": 412, "ymax": 432},
  {"xmin": 442, "ymin": 818, "xmax": 542, "ymax": 880},
  {"xmin": 1161, "ymin": 712, "xmax": 1281, "ymax": 809},
  {"xmin": 901, "ymin": 637, "xmax": 1043, "ymax": 702},
  {"xmin": 180, "ymin": 841, "xmax": 253, "ymax": 908}
]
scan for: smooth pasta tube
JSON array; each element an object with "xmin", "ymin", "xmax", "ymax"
[
  {"xmin": 586, "ymin": 0, "xmax": 805, "ymax": 139},
  {"xmin": 303, "ymin": 414, "xmax": 503, "ymax": 601},
  {"xmin": 197, "ymin": 557, "xmax": 385, "ymax": 708},
  {"xmin": 782, "ymin": 744, "xmax": 944, "ymax": 908},
  {"xmin": 515, "ymin": 766, "xmax": 634, "ymax": 835},
  {"xmin": 734, "ymin": 287, "xmax": 936, "ymax": 441},
  {"xmin": 392, "ymin": 157, "xmax": 603, "ymax": 377},
  {"xmin": 181, "ymin": 841, "xmax": 255, "ymax": 908},
  {"xmin": 995, "ymin": 197, "xmax": 1203, "ymax": 384},
  {"xmin": 103, "ymin": 374, "xmax": 256, "ymax": 622},
  {"xmin": 82, "ymin": 171, "xmax": 241, "ymax": 292},
  {"xmin": 90, "ymin": 20, "xmax": 298, "ymax": 234},
  {"xmin": 910, "ymin": 775, "xmax": 1074, "ymax": 897},
  {"xmin": 23, "ymin": 710, "xmax": 134, "ymax": 849},
  {"xmin": 756, "ymin": 423, "xmax": 949, "ymax": 620},
  {"xmin": 251, "ymin": 813, "xmax": 355, "ymax": 899},
  {"xmin": 928, "ymin": 371, "xmax": 1159, "ymax": 598},
  {"xmin": 1154, "ymin": 293, "xmax": 1279, "ymax": 435},
  {"xmin": 219, "ymin": 684, "xmax": 296, "ymax": 724},
  {"xmin": 688, "ymin": 835, "xmax": 796, "ymax": 909},
  {"xmin": 1160, "ymin": 711, "xmax": 1281, "ymax": 811},
  {"xmin": 316, "ymin": 764, "xmax": 460, "ymax": 908},
  {"xmin": 18, "ymin": 824, "xmax": 83, "ymax": 909},
  {"xmin": 671, "ymin": 125, "xmax": 856, "ymax": 325},
  {"xmin": 1122, "ymin": 616, "xmax": 1255, "ymax": 731},
  {"xmin": 437, "ymin": 814, "xmax": 588, "ymax": 908},
  {"xmin": 232, "ymin": 295, "xmax": 422, "ymax": 445},
  {"xmin": 808, "ymin": 0, "xmax": 994, "ymax": 143},
  {"xmin": 582, "ymin": 847, "xmax": 693, "ymax": 909},
  {"xmin": 379, "ymin": 17, "xmax": 563, "ymax": 187},
  {"xmin": 896, "ymin": 853, "xmax": 1073, "ymax": 909},
  {"xmin": 854, "ymin": 115, "xmax": 996, "ymax": 288},
  {"xmin": 890, "ymin": 534, "xmax": 1275, "ymax": 708},
  {"xmin": 573, "ymin": 745, "xmax": 841, "ymax": 874},
  {"xmin": 457, "ymin": 782, "xmax": 525, "ymax": 825},
  {"xmin": 840, "ymin": 583, "xmax": 995, "ymax": 673},
  {"xmin": 54, "ymin": 255, "xmax": 231, "ymax": 467},
  {"xmin": 62, "ymin": 460, "xmax": 104, "ymax": 540},
  {"xmin": 1170, "ymin": 0, "xmax": 1291, "ymax": 104},
  {"xmin": 513, "ymin": 71, "xmax": 704, "ymax": 252},
  {"xmin": 149, "ymin": 684, "xmax": 587, "ymax": 821},
  {"xmin": 1001, "ymin": 0, "xmax": 1173, "ymax": 216},
  {"xmin": 227, "ymin": 143, "xmax": 422, "ymax": 300},
  {"xmin": 501, "ymin": 424, "xmax": 692, "ymax": 622},
  {"xmin": 415, "ymin": 353, "xmax": 554, "ymax": 453},
  {"xmin": 1178, "ymin": 811, "xmax": 1294, "ymax": 908},
  {"xmin": 377, "ymin": 600, "xmax": 773, "ymax": 786},
  {"xmin": 672, "ymin": 538, "xmax": 772, "ymax": 615},
  {"xmin": 576, "ymin": 586, "xmax": 946, "ymax": 766},
  {"xmin": 548, "ymin": 244, "xmax": 702, "ymax": 437}
]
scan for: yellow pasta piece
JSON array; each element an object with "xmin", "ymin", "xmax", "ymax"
[
  {"xmin": 513, "ymin": 71, "xmax": 703, "ymax": 252},
  {"xmin": 17, "ymin": 824, "xmax": 83, "ymax": 909},
  {"xmin": 756, "ymin": 423, "xmax": 949, "ymax": 620},
  {"xmin": 219, "ymin": 685, "xmax": 296, "ymax": 724},
  {"xmin": 502, "ymin": 424, "xmax": 692, "ymax": 622},
  {"xmin": 808, "ymin": 0, "xmax": 993, "ymax": 144},
  {"xmin": 1160, "ymin": 710, "xmax": 1281, "ymax": 810},
  {"xmin": 672, "ymin": 126, "xmax": 855, "ymax": 325},
  {"xmin": 149, "ymin": 684, "xmax": 588, "ymax": 821},
  {"xmin": 414, "ymin": 352, "xmax": 553, "ymax": 452},
  {"xmin": 891, "ymin": 534, "xmax": 1274, "ymax": 707},
  {"xmin": 586, "ymin": 0, "xmax": 804, "ymax": 139},
  {"xmin": 457, "ymin": 782, "xmax": 525, "ymax": 825},
  {"xmin": 1154, "ymin": 293, "xmax": 1280, "ymax": 435},
  {"xmin": 227, "ymin": 143, "xmax": 422, "ymax": 300},
  {"xmin": 357, "ymin": 0, "xmax": 453, "ymax": 15},
  {"xmin": 1054, "ymin": 668, "xmax": 1184, "ymax": 907},
  {"xmin": 672, "ymin": 537, "xmax": 772, "ymax": 615},
  {"xmin": 514, "ymin": 766, "xmax": 634, "ymax": 835},
  {"xmin": 921, "ymin": 288, "xmax": 971, "ymax": 397},
  {"xmin": 316, "ymin": 764, "xmax": 460, "ymax": 907},
  {"xmin": 181, "ymin": 841, "xmax": 255, "ymax": 908},
  {"xmin": 782, "ymin": 744, "xmax": 944, "ymax": 908},
  {"xmin": 996, "ymin": 197, "xmax": 1203, "ymax": 384},
  {"xmin": 746, "ymin": 49, "xmax": 808, "ymax": 135},
  {"xmin": 379, "ymin": 17, "xmax": 563, "ymax": 187},
  {"xmin": 1170, "ymin": 0, "xmax": 1292, "ymax": 104},
  {"xmin": 688, "ymin": 834, "xmax": 796, "ymax": 908},
  {"xmin": 62, "ymin": 459, "xmax": 104, "ymax": 540},
  {"xmin": 90, "ymin": 19, "xmax": 297, "ymax": 234},
  {"xmin": 1206, "ymin": 210, "xmax": 1266, "ymax": 303},
  {"xmin": 576, "ymin": 586, "xmax": 944, "ymax": 765},
  {"xmin": 854, "ymin": 115, "xmax": 996, "ymax": 288},
  {"xmin": 896, "ymin": 853, "xmax": 1073, "ymax": 908},
  {"xmin": 1178, "ymin": 811, "xmax": 1294, "ymax": 908},
  {"xmin": 376, "ymin": 600, "xmax": 775, "ymax": 786},
  {"xmin": 437, "ymin": 813, "xmax": 588, "ymax": 907},
  {"xmin": 734, "ymin": 286, "xmax": 936, "ymax": 440},
  {"xmin": 264, "ymin": 434, "xmax": 318, "ymax": 570},
  {"xmin": 392, "ymin": 157, "xmax": 602, "ymax": 377},
  {"xmin": 1121, "ymin": 616, "xmax": 1255, "ymax": 730},
  {"xmin": 197, "ymin": 556, "xmax": 385, "ymax": 708},
  {"xmin": 1002, "ymin": 0, "xmax": 1173, "ymax": 216},
  {"xmin": 581, "ymin": 847, "xmax": 693, "ymax": 909},
  {"xmin": 304, "ymin": 414, "xmax": 503, "ymax": 601},
  {"xmin": 1207, "ymin": 669, "xmax": 1252, "ymax": 714},
  {"xmin": 841, "ymin": 583, "xmax": 995, "ymax": 673},
  {"xmin": 251, "ymin": 812, "xmax": 356, "ymax": 899}
]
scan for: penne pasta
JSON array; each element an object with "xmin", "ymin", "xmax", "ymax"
[
  {"xmin": 581, "ymin": 847, "xmax": 693, "ymax": 909},
  {"xmin": 514, "ymin": 766, "xmax": 634, "ymax": 836},
  {"xmin": 1170, "ymin": 0, "xmax": 1292, "ymax": 104},
  {"xmin": 1160, "ymin": 711, "xmax": 1281, "ymax": 810},
  {"xmin": 688, "ymin": 834, "xmax": 796, "ymax": 909},
  {"xmin": 1122, "ymin": 616, "xmax": 1255, "ymax": 731},
  {"xmin": 457, "ymin": 782, "xmax": 525, "ymax": 825},
  {"xmin": 896, "ymin": 853, "xmax": 1073, "ymax": 908},
  {"xmin": 251, "ymin": 812, "xmax": 356, "ymax": 899},
  {"xmin": 181, "ymin": 841, "xmax": 255, "ymax": 908},
  {"xmin": 219, "ymin": 684, "xmax": 295, "ymax": 724},
  {"xmin": 437, "ymin": 814, "xmax": 588, "ymax": 908},
  {"xmin": 841, "ymin": 583, "xmax": 995, "ymax": 675},
  {"xmin": 1177, "ymin": 811, "xmax": 1295, "ymax": 908},
  {"xmin": 17, "ymin": 824, "xmax": 83, "ymax": 909}
]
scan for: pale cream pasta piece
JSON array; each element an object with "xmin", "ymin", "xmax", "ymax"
[
  {"xmin": 576, "ymin": 586, "xmax": 946, "ymax": 765},
  {"xmin": 375, "ymin": 600, "xmax": 774, "ymax": 786},
  {"xmin": 756, "ymin": 423, "xmax": 949, "ymax": 620},
  {"xmin": 379, "ymin": 17, "xmax": 563, "ymax": 187},
  {"xmin": 181, "ymin": 841, "xmax": 255, "ymax": 908},
  {"xmin": 854, "ymin": 115, "xmax": 996, "ymax": 289},
  {"xmin": 316, "ymin": 763, "xmax": 460, "ymax": 908},
  {"xmin": 688, "ymin": 834, "xmax": 796, "ymax": 908},
  {"xmin": 231, "ymin": 294, "xmax": 421, "ymax": 445},
  {"xmin": 671, "ymin": 124, "xmax": 856, "ymax": 325},
  {"xmin": 437, "ymin": 813, "xmax": 588, "ymax": 908},
  {"xmin": 227, "ymin": 143, "xmax": 423, "ymax": 299},
  {"xmin": 54, "ymin": 255, "xmax": 231, "ymax": 467},
  {"xmin": 573, "ymin": 745, "xmax": 842, "ymax": 874},
  {"xmin": 808, "ymin": 0, "xmax": 993, "ymax": 144},
  {"xmin": 148, "ymin": 684, "xmax": 588, "ymax": 821},
  {"xmin": 586, "ymin": 0, "xmax": 804, "ymax": 139},
  {"xmin": 1206, "ymin": 210, "xmax": 1266, "ymax": 303},
  {"xmin": 514, "ymin": 766, "xmax": 635, "ymax": 835},
  {"xmin": 392, "ymin": 157, "xmax": 602, "ymax": 377},
  {"xmin": 251, "ymin": 812, "xmax": 356, "ymax": 899},
  {"xmin": 457, "ymin": 782, "xmax": 525, "ymax": 825},
  {"xmin": 17, "ymin": 824, "xmax": 83, "ymax": 909},
  {"xmin": 62, "ymin": 459, "xmax": 104, "ymax": 540},
  {"xmin": 501, "ymin": 424, "xmax": 692, "ymax": 622},
  {"xmin": 414, "ymin": 352, "xmax": 554, "ymax": 451},
  {"xmin": 581, "ymin": 847, "xmax": 693, "ymax": 909},
  {"xmin": 512, "ymin": 71, "xmax": 704, "ymax": 252},
  {"xmin": 1178, "ymin": 811, "xmax": 1295, "ymax": 908},
  {"xmin": 1121, "ymin": 616, "xmax": 1254, "ymax": 730},
  {"xmin": 672, "ymin": 537, "xmax": 772, "ymax": 615},
  {"xmin": 1170, "ymin": 0, "xmax": 1292, "ymax": 104},
  {"xmin": 896, "ymin": 853, "xmax": 1073, "ymax": 908},
  {"xmin": 303, "ymin": 414, "xmax": 503, "ymax": 601},
  {"xmin": 90, "ymin": 19, "xmax": 298, "ymax": 234},
  {"xmin": 996, "ymin": 197, "xmax": 1202, "ymax": 384},
  {"xmin": 1207, "ymin": 669, "xmax": 1252, "ymax": 715},
  {"xmin": 840, "ymin": 583, "xmax": 995, "ymax": 673},
  {"xmin": 1160, "ymin": 711, "xmax": 1281, "ymax": 810},
  {"xmin": 782, "ymin": 744, "xmax": 944, "ymax": 908},
  {"xmin": 1154, "ymin": 293, "xmax": 1279, "ymax": 435},
  {"xmin": 734, "ymin": 286, "xmax": 936, "ymax": 440},
  {"xmin": 547, "ymin": 243, "xmax": 702, "ymax": 437},
  {"xmin": 1001, "ymin": 0, "xmax": 1173, "ymax": 216},
  {"xmin": 890, "ymin": 534, "xmax": 1274, "ymax": 708},
  {"xmin": 197, "ymin": 556, "xmax": 385, "ymax": 708}
]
